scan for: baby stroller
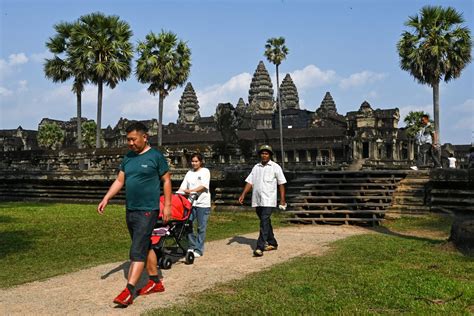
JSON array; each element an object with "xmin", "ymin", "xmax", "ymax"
[{"xmin": 151, "ymin": 192, "xmax": 197, "ymax": 270}]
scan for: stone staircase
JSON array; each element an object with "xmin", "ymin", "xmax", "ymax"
[
  {"xmin": 0, "ymin": 179, "xmax": 125, "ymax": 204},
  {"xmin": 285, "ymin": 170, "xmax": 407, "ymax": 225},
  {"xmin": 429, "ymin": 169, "xmax": 474, "ymax": 216},
  {"xmin": 385, "ymin": 170, "xmax": 431, "ymax": 217}
]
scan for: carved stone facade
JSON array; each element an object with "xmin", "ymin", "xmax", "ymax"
[
  {"xmin": 177, "ymin": 82, "xmax": 200, "ymax": 129},
  {"xmin": 279, "ymin": 73, "xmax": 299, "ymax": 110},
  {"xmin": 2, "ymin": 60, "xmax": 432, "ymax": 169}
]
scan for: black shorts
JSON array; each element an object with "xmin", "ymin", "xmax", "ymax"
[{"xmin": 125, "ymin": 210, "xmax": 159, "ymax": 261}]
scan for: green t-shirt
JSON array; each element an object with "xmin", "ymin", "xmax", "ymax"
[{"xmin": 119, "ymin": 148, "xmax": 169, "ymax": 211}]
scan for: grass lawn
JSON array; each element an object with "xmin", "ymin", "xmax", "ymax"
[
  {"xmin": 149, "ymin": 214, "xmax": 474, "ymax": 315},
  {"xmin": 0, "ymin": 202, "xmax": 286, "ymax": 288}
]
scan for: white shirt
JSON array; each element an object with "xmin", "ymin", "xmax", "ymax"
[
  {"xmin": 179, "ymin": 167, "xmax": 211, "ymax": 208},
  {"xmin": 245, "ymin": 160, "xmax": 287, "ymax": 207},
  {"xmin": 448, "ymin": 157, "xmax": 456, "ymax": 168}
]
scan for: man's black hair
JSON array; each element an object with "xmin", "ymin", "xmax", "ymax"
[
  {"xmin": 125, "ymin": 122, "xmax": 148, "ymax": 134},
  {"xmin": 422, "ymin": 114, "xmax": 430, "ymax": 120}
]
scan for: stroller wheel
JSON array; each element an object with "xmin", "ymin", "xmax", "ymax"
[
  {"xmin": 158, "ymin": 257, "xmax": 164, "ymax": 268},
  {"xmin": 185, "ymin": 251, "xmax": 195, "ymax": 265},
  {"xmin": 162, "ymin": 257, "xmax": 172, "ymax": 270}
]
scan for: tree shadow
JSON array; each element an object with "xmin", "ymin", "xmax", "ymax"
[
  {"xmin": 0, "ymin": 230, "xmax": 39, "ymax": 259},
  {"xmin": 0, "ymin": 202, "xmax": 54, "ymax": 209},
  {"xmin": 0, "ymin": 214, "xmax": 18, "ymax": 223},
  {"xmin": 226, "ymin": 235, "xmax": 256, "ymax": 250},
  {"xmin": 369, "ymin": 226, "xmax": 447, "ymax": 244}
]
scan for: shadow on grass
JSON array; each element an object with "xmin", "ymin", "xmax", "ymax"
[
  {"xmin": 0, "ymin": 230, "xmax": 39, "ymax": 259},
  {"xmin": 370, "ymin": 226, "xmax": 447, "ymax": 245},
  {"xmin": 0, "ymin": 214, "xmax": 18, "ymax": 224},
  {"xmin": 226, "ymin": 236, "xmax": 256, "ymax": 250},
  {"xmin": 0, "ymin": 202, "xmax": 56, "ymax": 209}
]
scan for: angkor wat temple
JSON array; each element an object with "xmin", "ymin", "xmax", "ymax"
[{"xmin": 2, "ymin": 60, "xmax": 469, "ymax": 170}]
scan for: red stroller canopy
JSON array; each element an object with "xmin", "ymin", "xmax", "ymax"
[{"xmin": 159, "ymin": 194, "xmax": 192, "ymax": 221}]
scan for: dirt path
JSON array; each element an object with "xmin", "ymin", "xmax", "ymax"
[{"xmin": 1, "ymin": 225, "xmax": 367, "ymax": 315}]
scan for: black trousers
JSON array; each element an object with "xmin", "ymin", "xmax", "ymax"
[
  {"xmin": 417, "ymin": 144, "xmax": 441, "ymax": 168},
  {"xmin": 255, "ymin": 206, "xmax": 278, "ymax": 251}
]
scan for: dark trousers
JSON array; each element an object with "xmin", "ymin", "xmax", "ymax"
[
  {"xmin": 255, "ymin": 207, "xmax": 278, "ymax": 251},
  {"xmin": 417, "ymin": 144, "xmax": 441, "ymax": 168}
]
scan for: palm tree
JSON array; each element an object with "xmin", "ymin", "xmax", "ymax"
[
  {"xmin": 136, "ymin": 31, "xmax": 191, "ymax": 146},
  {"xmin": 71, "ymin": 12, "xmax": 133, "ymax": 148},
  {"xmin": 37, "ymin": 122, "xmax": 64, "ymax": 150},
  {"xmin": 264, "ymin": 37, "xmax": 289, "ymax": 169},
  {"xmin": 397, "ymin": 6, "xmax": 472, "ymax": 143},
  {"xmin": 403, "ymin": 110, "xmax": 431, "ymax": 138},
  {"xmin": 44, "ymin": 21, "xmax": 87, "ymax": 148}
]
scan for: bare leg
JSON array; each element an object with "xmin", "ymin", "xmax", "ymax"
[
  {"xmin": 127, "ymin": 261, "xmax": 145, "ymax": 286},
  {"xmin": 146, "ymin": 249, "xmax": 158, "ymax": 276}
]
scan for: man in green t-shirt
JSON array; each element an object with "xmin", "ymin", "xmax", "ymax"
[{"xmin": 97, "ymin": 122, "xmax": 171, "ymax": 307}]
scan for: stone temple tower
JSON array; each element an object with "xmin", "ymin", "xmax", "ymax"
[
  {"xmin": 316, "ymin": 91, "xmax": 338, "ymax": 116},
  {"xmin": 279, "ymin": 74, "xmax": 299, "ymax": 110},
  {"xmin": 177, "ymin": 82, "xmax": 200, "ymax": 128},
  {"xmin": 248, "ymin": 61, "xmax": 274, "ymax": 115}
]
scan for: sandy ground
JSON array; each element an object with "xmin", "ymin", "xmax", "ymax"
[{"xmin": 0, "ymin": 225, "xmax": 367, "ymax": 315}]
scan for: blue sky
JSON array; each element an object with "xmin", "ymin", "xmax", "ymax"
[{"xmin": 0, "ymin": 0, "xmax": 472, "ymax": 144}]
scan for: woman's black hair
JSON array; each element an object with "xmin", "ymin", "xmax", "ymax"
[{"xmin": 191, "ymin": 152, "xmax": 204, "ymax": 164}]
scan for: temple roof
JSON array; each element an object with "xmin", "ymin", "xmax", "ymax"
[
  {"xmin": 248, "ymin": 61, "xmax": 274, "ymax": 108},
  {"xmin": 178, "ymin": 82, "xmax": 200, "ymax": 124},
  {"xmin": 279, "ymin": 74, "xmax": 299, "ymax": 110}
]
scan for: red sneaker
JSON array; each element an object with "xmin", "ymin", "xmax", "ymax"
[
  {"xmin": 138, "ymin": 280, "xmax": 165, "ymax": 295},
  {"xmin": 113, "ymin": 288, "xmax": 133, "ymax": 306}
]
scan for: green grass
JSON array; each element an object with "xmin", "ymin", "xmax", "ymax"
[
  {"xmin": 0, "ymin": 202, "xmax": 286, "ymax": 288},
  {"xmin": 149, "ymin": 215, "xmax": 474, "ymax": 315}
]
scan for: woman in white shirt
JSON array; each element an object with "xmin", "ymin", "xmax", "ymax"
[{"xmin": 179, "ymin": 153, "xmax": 211, "ymax": 257}]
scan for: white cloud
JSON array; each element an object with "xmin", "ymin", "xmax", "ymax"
[
  {"xmin": 287, "ymin": 65, "xmax": 337, "ymax": 90},
  {"xmin": 31, "ymin": 51, "xmax": 52, "ymax": 63},
  {"xmin": 17, "ymin": 80, "xmax": 28, "ymax": 92},
  {"xmin": 398, "ymin": 104, "xmax": 432, "ymax": 127},
  {"xmin": 0, "ymin": 86, "xmax": 13, "ymax": 97},
  {"xmin": 455, "ymin": 99, "xmax": 474, "ymax": 113},
  {"xmin": 339, "ymin": 71, "xmax": 387, "ymax": 89},
  {"xmin": 365, "ymin": 90, "xmax": 378, "ymax": 100},
  {"xmin": 119, "ymin": 87, "xmax": 182, "ymax": 124},
  {"xmin": 8, "ymin": 53, "xmax": 28, "ymax": 65},
  {"xmin": 0, "ymin": 52, "xmax": 29, "ymax": 78},
  {"xmin": 196, "ymin": 72, "xmax": 252, "ymax": 116}
]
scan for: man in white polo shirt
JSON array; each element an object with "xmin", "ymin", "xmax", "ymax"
[{"xmin": 238, "ymin": 144, "xmax": 287, "ymax": 257}]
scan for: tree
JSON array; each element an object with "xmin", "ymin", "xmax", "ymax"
[
  {"xmin": 136, "ymin": 31, "xmax": 191, "ymax": 147},
  {"xmin": 397, "ymin": 6, "xmax": 472, "ymax": 143},
  {"xmin": 403, "ymin": 110, "xmax": 431, "ymax": 137},
  {"xmin": 72, "ymin": 12, "xmax": 133, "ymax": 148},
  {"xmin": 44, "ymin": 21, "xmax": 88, "ymax": 149},
  {"xmin": 37, "ymin": 122, "xmax": 64, "ymax": 150},
  {"xmin": 81, "ymin": 120, "xmax": 97, "ymax": 148},
  {"xmin": 264, "ymin": 37, "xmax": 289, "ymax": 168}
]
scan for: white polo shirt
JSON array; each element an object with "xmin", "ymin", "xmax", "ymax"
[
  {"xmin": 245, "ymin": 160, "xmax": 287, "ymax": 207},
  {"xmin": 179, "ymin": 167, "xmax": 211, "ymax": 208}
]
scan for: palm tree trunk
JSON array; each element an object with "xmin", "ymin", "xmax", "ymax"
[
  {"xmin": 276, "ymin": 64, "xmax": 285, "ymax": 169},
  {"xmin": 76, "ymin": 92, "xmax": 82, "ymax": 149},
  {"xmin": 432, "ymin": 81, "xmax": 440, "ymax": 144},
  {"xmin": 96, "ymin": 80, "xmax": 103, "ymax": 149},
  {"xmin": 158, "ymin": 92, "xmax": 164, "ymax": 147}
]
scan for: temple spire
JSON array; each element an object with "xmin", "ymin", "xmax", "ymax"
[
  {"xmin": 248, "ymin": 61, "xmax": 274, "ymax": 114},
  {"xmin": 279, "ymin": 74, "xmax": 299, "ymax": 110},
  {"xmin": 178, "ymin": 82, "xmax": 200, "ymax": 125}
]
